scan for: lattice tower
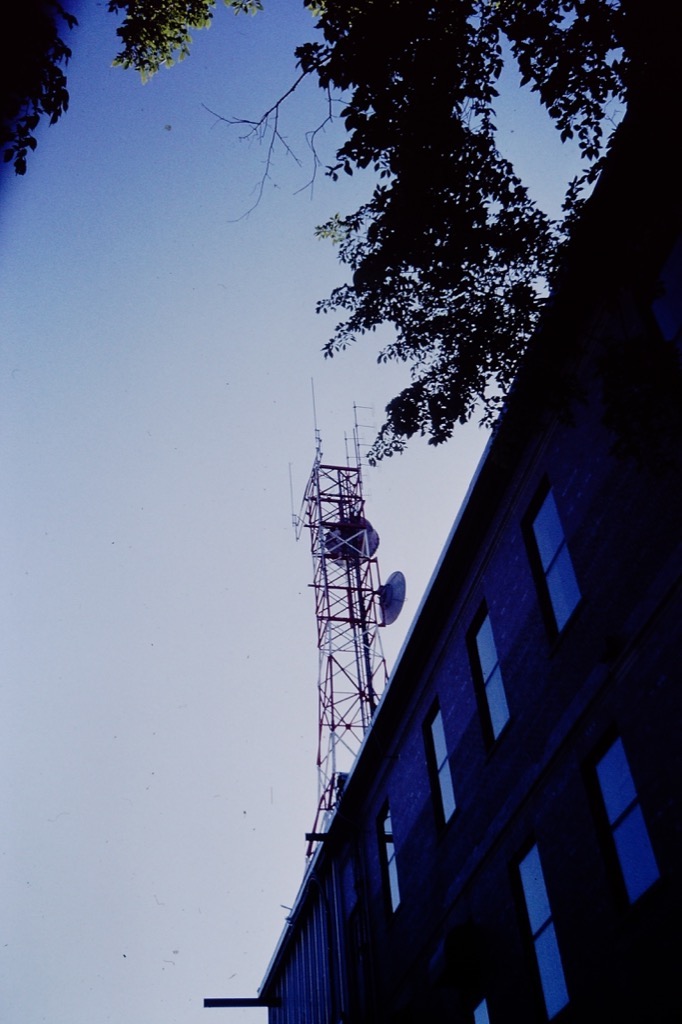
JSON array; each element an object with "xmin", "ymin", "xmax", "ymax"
[{"xmin": 295, "ymin": 429, "xmax": 389, "ymax": 851}]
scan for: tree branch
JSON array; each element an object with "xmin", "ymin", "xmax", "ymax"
[{"xmin": 202, "ymin": 60, "xmax": 337, "ymax": 218}]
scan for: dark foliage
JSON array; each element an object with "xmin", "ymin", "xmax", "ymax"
[
  {"xmin": 1, "ymin": 1, "xmax": 77, "ymax": 174},
  {"xmin": 297, "ymin": 0, "xmax": 632, "ymax": 457},
  {"xmin": 5, "ymin": 0, "xmax": 679, "ymax": 460}
]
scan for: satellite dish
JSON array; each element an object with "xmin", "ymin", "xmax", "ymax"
[{"xmin": 379, "ymin": 571, "xmax": 406, "ymax": 626}]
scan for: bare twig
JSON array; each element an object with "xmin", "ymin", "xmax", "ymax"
[
  {"xmin": 294, "ymin": 86, "xmax": 341, "ymax": 197},
  {"xmin": 201, "ymin": 60, "xmax": 338, "ymax": 219}
]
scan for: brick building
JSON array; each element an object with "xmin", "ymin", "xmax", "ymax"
[{"xmin": 209, "ymin": 112, "xmax": 682, "ymax": 1023}]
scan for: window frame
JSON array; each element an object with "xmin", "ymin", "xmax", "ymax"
[
  {"xmin": 377, "ymin": 803, "xmax": 401, "ymax": 914},
  {"xmin": 588, "ymin": 733, "xmax": 660, "ymax": 906},
  {"xmin": 467, "ymin": 603, "xmax": 511, "ymax": 746},
  {"xmin": 515, "ymin": 841, "xmax": 569, "ymax": 1020},
  {"xmin": 423, "ymin": 701, "xmax": 457, "ymax": 828},
  {"xmin": 523, "ymin": 480, "xmax": 581, "ymax": 637}
]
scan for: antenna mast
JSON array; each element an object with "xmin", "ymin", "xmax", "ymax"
[{"xmin": 295, "ymin": 418, "xmax": 390, "ymax": 852}]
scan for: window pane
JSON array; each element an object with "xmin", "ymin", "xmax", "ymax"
[
  {"xmin": 545, "ymin": 545, "xmax": 581, "ymax": 631},
  {"xmin": 387, "ymin": 855, "xmax": 401, "ymax": 911},
  {"xmin": 383, "ymin": 808, "xmax": 401, "ymax": 911},
  {"xmin": 473, "ymin": 999, "xmax": 490, "ymax": 1024},
  {"xmin": 535, "ymin": 923, "xmax": 570, "ymax": 1019},
  {"xmin": 519, "ymin": 845, "xmax": 551, "ymax": 935},
  {"xmin": 430, "ymin": 710, "xmax": 449, "ymax": 769},
  {"xmin": 596, "ymin": 738, "xmax": 638, "ymax": 825},
  {"xmin": 532, "ymin": 490, "xmax": 564, "ymax": 571},
  {"xmin": 614, "ymin": 806, "xmax": 660, "ymax": 903},
  {"xmin": 475, "ymin": 615, "xmax": 498, "ymax": 681},
  {"xmin": 438, "ymin": 764, "xmax": 457, "ymax": 821},
  {"xmin": 486, "ymin": 666, "xmax": 510, "ymax": 738}
]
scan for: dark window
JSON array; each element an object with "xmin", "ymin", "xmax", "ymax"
[
  {"xmin": 525, "ymin": 484, "xmax": 581, "ymax": 634},
  {"xmin": 468, "ymin": 606, "xmax": 510, "ymax": 743},
  {"xmin": 378, "ymin": 804, "xmax": 401, "ymax": 912},
  {"xmin": 424, "ymin": 704, "xmax": 456, "ymax": 825},
  {"xmin": 517, "ymin": 843, "xmax": 569, "ymax": 1019},
  {"xmin": 594, "ymin": 736, "xmax": 660, "ymax": 904},
  {"xmin": 652, "ymin": 233, "xmax": 682, "ymax": 344},
  {"xmin": 347, "ymin": 905, "xmax": 372, "ymax": 1018}
]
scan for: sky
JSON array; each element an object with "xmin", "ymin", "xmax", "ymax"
[{"xmin": 1, "ymin": 5, "xmax": 584, "ymax": 1023}]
